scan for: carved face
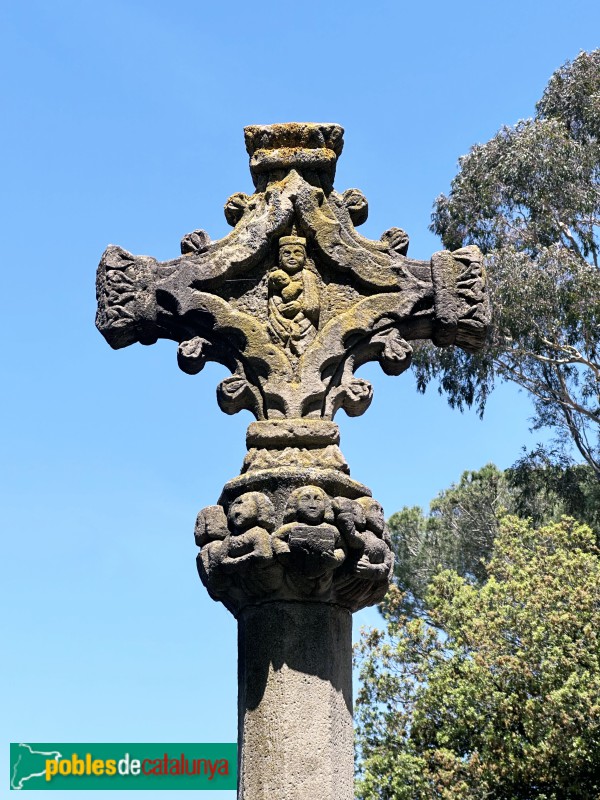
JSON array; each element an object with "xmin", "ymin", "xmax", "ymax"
[
  {"xmin": 269, "ymin": 269, "xmax": 290, "ymax": 291},
  {"xmin": 228, "ymin": 495, "xmax": 258, "ymax": 531},
  {"xmin": 295, "ymin": 487, "xmax": 326, "ymax": 525},
  {"xmin": 279, "ymin": 244, "xmax": 306, "ymax": 274},
  {"xmin": 203, "ymin": 506, "xmax": 228, "ymax": 541},
  {"xmin": 363, "ymin": 499, "xmax": 385, "ymax": 534}
]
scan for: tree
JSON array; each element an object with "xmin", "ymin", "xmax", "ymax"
[
  {"xmin": 389, "ymin": 464, "xmax": 508, "ymax": 616},
  {"xmin": 355, "ymin": 516, "xmax": 600, "ymax": 799},
  {"xmin": 389, "ymin": 460, "xmax": 599, "ymax": 615},
  {"xmin": 416, "ymin": 50, "xmax": 600, "ymax": 476},
  {"xmin": 507, "ymin": 447, "xmax": 600, "ymax": 530}
]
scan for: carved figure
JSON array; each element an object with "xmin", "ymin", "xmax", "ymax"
[
  {"xmin": 332, "ymin": 497, "xmax": 366, "ymax": 549},
  {"xmin": 268, "ymin": 236, "xmax": 320, "ymax": 356},
  {"xmin": 333, "ymin": 496, "xmax": 392, "ymax": 582},
  {"xmin": 195, "ymin": 505, "xmax": 231, "ymax": 596},
  {"xmin": 272, "ymin": 486, "xmax": 345, "ymax": 592},
  {"xmin": 220, "ymin": 492, "xmax": 283, "ymax": 596},
  {"xmin": 354, "ymin": 497, "xmax": 393, "ymax": 581},
  {"xmin": 96, "ymin": 123, "xmax": 489, "ymax": 421}
]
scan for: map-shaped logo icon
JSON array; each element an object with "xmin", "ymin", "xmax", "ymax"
[{"xmin": 10, "ymin": 743, "xmax": 62, "ymax": 790}]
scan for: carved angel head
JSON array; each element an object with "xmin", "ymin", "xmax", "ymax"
[
  {"xmin": 284, "ymin": 485, "xmax": 334, "ymax": 525},
  {"xmin": 227, "ymin": 492, "xmax": 275, "ymax": 533},
  {"xmin": 356, "ymin": 497, "xmax": 385, "ymax": 537},
  {"xmin": 194, "ymin": 505, "xmax": 229, "ymax": 547}
]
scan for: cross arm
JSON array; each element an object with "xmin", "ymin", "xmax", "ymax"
[{"xmin": 297, "ymin": 244, "xmax": 489, "ymax": 419}]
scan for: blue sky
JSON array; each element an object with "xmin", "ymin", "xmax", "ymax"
[{"xmin": 3, "ymin": 1, "xmax": 599, "ymax": 797}]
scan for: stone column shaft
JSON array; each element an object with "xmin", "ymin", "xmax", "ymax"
[{"xmin": 238, "ymin": 602, "xmax": 353, "ymax": 800}]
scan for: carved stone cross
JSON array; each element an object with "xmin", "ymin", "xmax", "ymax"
[{"xmin": 96, "ymin": 123, "xmax": 489, "ymax": 800}]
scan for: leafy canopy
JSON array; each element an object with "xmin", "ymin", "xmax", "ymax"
[
  {"xmin": 389, "ymin": 459, "xmax": 600, "ymax": 616},
  {"xmin": 355, "ymin": 516, "xmax": 600, "ymax": 799},
  {"xmin": 418, "ymin": 50, "xmax": 600, "ymax": 475}
]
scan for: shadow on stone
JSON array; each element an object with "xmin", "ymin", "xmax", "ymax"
[{"xmin": 239, "ymin": 601, "xmax": 352, "ymax": 713}]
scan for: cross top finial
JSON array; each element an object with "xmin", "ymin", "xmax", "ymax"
[{"xmin": 244, "ymin": 122, "xmax": 344, "ymax": 189}]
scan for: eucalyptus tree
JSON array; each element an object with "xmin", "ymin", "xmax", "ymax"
[{"xmin": 418, "ymin": 50, "xmax": 600, "ymax": 476}]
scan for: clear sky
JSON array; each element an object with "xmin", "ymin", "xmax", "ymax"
[{"xmin": 3, "ymin": 1, "xmax": 599, "ymax": 797}]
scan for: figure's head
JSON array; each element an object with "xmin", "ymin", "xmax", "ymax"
[
  {"xmin": 333, "ymin": 496, "xmax": 366, "ymax": 527},
  {"xmin": 285, "ymin": 485, "xmax": 332, "ymax": 525},
  {"xmin": 194, "ymin": 505, "xmax": 228, "ymax": 546},
  {"xmin": 269, "ymin": 269, "xmax": 290, "ymax": 291},
  {"xmin": 356, "ymin": 497, "xmax": 385, "ymax": 535},
  {"xmin": 227, "ymin": 492, "xmax": 275, "ymax": 532},
  {"xmin": 279, "ymin": 236, "xmax": 306, "ymax": 274}
]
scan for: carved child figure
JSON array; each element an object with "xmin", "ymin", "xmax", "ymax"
[
  {"xmin": 272, "ymin": 486, "xmax": 346, "ymax": 593},
  {"xmin": 220, "ymin": 491, "xmax": 283, "ymax": 596},
  {"xmin": 354, "ymin": 497, "xmax": 393, "ymax": 581},
  {"xmin": 195, "ymin": 505, "xmax": 231, "ymax": 597},
  {"xmin": 333, "ymin": 496, "xmax": 392, "ymax": 582},
  {"xmin": 267, "ymin": 236, "xmax": 320, "ymax": 356}
]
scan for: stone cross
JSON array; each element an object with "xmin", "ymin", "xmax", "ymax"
[{"xmin": 96, "ymin": 123, "xmax": 490, "ymax": 800}]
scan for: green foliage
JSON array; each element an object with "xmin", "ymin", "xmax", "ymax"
[
  {"xmin": 389, "ymin": 464, "xmax": 508, "ymax": 616},
  {"xmin": 507, "ymin": 448, "xmax": 600, "ymax": 530},
  {"xmin": 389, "ymin": 461, "xmax": 599, "ymax": 615},
  {"xmin": 355, "ymin": 517, "xmax": 600, "ymax": 799},
  {"xmin": 420, "ymin": 50, "xmax": 600, "ymax": 475}
]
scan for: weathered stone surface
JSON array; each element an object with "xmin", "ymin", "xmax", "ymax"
[
  {"xmin": 243, "ymin": 419, "xmax": 347, "ymax": 474},
  {"xmin": 196, "ymin": 437, "xmax": 392, "ymax": 615},
  {"xmin": 246, "ymin": 419, "xmax": 340, "ymax": 448},
  {"xmin": 96, "ymin": 123, "xmax": 490, "ymax": 422},
  {"xmin": 238, "ymin": 602, "xmax": 353, "ymax": 800}
]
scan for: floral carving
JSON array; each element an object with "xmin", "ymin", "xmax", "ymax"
[{"xmin": 177, "ymin": 336, "xmax": 210, "ymax": 374}]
